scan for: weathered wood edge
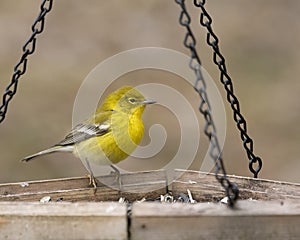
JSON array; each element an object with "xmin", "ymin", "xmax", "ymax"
[
  {"xmin": 0, "ymin": 170, "xmax": 168, "ymax": 202},
  {"xmin": 0, "ymin": 201, "xmax": 126, "ymax": 216},
  {"xmin": 131, "ymin": 200, "xmax": 300, "ymax": 217},
  {"xmin": 172, "ymin": 169, "xmax": 300, "ymax": 202},
  {"xmin": 0, "ymin": 202, "xmax": 127, "ymax": 240},
  {"xmin": 0, "ymin": 167, "xmax": 299, "ymax": 240},
  {"xmin": 0, "ymin": 200, "xmax": 299, "ymax": 240},
  {"xmin": 130, "ymin": 200, "xmax": 300, "ymax": 240},
  {"xmin": 1, "ymin": 169, "xmax": 299, "ymax": 203}
]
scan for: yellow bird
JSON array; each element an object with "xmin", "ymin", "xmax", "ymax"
[{"xmin": 22, "ymin": 86, "xmax": 156, "ymax": 188}]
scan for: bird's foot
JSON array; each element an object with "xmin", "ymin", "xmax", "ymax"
[
  {"xmin": 87, "ymin": 174, "xmax": 98, "ymax": 194},
  {"xmin": 110, "ymin": 165, "xmax": 123, "ymax": 192}
]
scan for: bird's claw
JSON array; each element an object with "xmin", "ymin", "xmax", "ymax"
[
  {"xmin": 88, "ymin": 174, "xmax": 98, "ymax": 194},
  {"xmin": 110, "ymin": 168, "xmax": 123, "ymax": 191}
]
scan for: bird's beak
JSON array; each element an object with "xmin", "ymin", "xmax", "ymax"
[{"xmin": 141, "ymin": 99, "xmax": 156, "ymax": 105}]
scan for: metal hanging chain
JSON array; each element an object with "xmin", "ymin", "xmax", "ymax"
[
  {"xmin": 192, "ymin": 0, "xmax": 262, "ymax": 178},
  {"xmin": 0, "ymin": 0, "xmax": 53, "ymax": 125},
  {"xmin": 175, "ymin": 0, "xmax": 239, "ymax": 206}
]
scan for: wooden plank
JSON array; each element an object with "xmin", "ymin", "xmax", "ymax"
[
  {"xmin": 0, "ymin": 170, "xmax": 167, "ymax": 202},
  {"xmin": 0, "ymin": 202, "xmax": 127, "ymax": 240},
  {"xmin": 131, "ymin": 200, "xmax": 300, "ymax": 240},
  {"xmin": 172, "ymin": 169, "xmax": 300, "ymax": 202}
]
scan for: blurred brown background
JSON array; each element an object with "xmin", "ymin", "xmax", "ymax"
[{"xmin": 0, "ymin": 0, "xmax": 299, "ymax": 183}]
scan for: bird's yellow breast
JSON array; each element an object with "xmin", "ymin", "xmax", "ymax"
[{"xmin": 75, "ymin": 109, "xmax": 144, "ymax": 165}]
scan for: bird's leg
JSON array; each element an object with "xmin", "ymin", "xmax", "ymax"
[
  {"xmin": 110, "ymin": 165, "xmax": 123, "ymax": 191},
  {"xmin": 85, "ymin": 159, "xmax": 98, "ymax": 191}
]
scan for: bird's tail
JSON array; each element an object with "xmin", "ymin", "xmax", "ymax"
[{"xmin": 22, "ymin": 145, "xmax": 74, "ymax": 162}]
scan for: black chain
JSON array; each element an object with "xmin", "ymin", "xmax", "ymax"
[
  {"xmin": 0, "ymin": 0, "xmax": 53, "ymax": 124},
  {"xmin": 193, "ymin": 0, "xmax": 262, "ymax": 178},
  {"xmin": 175, "ymin": 0, "xmax": 239, "ymax": 206}
]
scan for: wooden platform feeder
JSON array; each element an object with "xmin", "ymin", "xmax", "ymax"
[
  {"xmin": 1, "ymin": 0, "xmax": 299, "ymax": 239},
  {"xmin": 0, "ymin": 169, "xmax": 299, "ymax": 239}
]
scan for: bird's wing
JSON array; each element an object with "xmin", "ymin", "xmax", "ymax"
[{"xmin": 56, "ymin": 111, "xmax": 113, "ymax": 146}]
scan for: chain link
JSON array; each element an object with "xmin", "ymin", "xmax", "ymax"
[
  {"xmin": 175, "ymin": 0, "xmax": 239, "ymax": 206},
  {"xmin": 193, "ymin": 0, "xmax": 262, "ymax": 178},
  {"xmin": 0, "ymin": 0, "xmax": 53, "ymax": 124}
]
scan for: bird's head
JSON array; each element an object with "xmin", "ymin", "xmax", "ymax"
[{"xmin": 99, "ymin": 86, "xmax": 156, "ymax": 114}]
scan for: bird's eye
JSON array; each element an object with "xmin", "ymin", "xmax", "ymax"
[{"xmin": 128, "ymin": 98, "xmax": 137, "ymax": 104}]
